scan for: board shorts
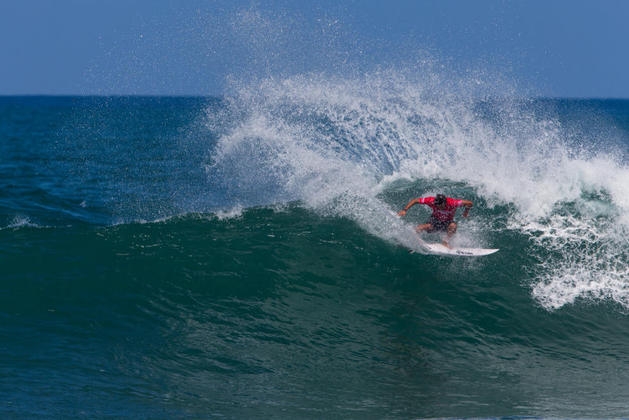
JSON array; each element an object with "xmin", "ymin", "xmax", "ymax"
[{"xmin": 427, "ymin": 217, "xmax": 455, "ymax": 232}]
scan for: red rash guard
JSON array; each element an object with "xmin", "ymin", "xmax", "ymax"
[{"xmin": 417, "ymin": 197, "xmax": 464, "ymax": 222}]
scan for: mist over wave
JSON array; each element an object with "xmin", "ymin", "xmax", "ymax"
[{"xmin": 206, "ymin": 70, "xmax": 629, "ymax": 311}]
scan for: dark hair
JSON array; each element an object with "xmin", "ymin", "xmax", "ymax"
[{"xmin": 435, "ymin": 194, "xmax": 447, "ymax": 206}]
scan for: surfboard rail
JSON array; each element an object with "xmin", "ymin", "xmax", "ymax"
[{"xmin": 416, "ymin": 237, "xmax": 499, "ymax": 257}]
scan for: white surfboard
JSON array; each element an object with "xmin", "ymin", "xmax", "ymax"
[
  {"xmin": 388, "ymin": 210, "xmax": 498, "ymax": 257},
  {"xmin": 416, "ymin": 237, "xmax": 499, "ymax": 257}
]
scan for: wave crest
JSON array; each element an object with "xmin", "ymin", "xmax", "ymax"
[{"xmin": 207, "ymin": 72, "xmax": 629, "ymax": 310}]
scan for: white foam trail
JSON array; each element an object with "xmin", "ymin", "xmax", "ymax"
[
  {"xmin": 1, "ymin": 216, "xmax": 41, "ymax": 230},
  {"xmin": 214, "ymin": 205, "xmax": 244, "ymax": 220}
]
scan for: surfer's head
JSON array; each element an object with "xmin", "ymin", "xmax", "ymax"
[{"xmin": 435, "ymin": 194, "xmax": 447, "ymax": 206}]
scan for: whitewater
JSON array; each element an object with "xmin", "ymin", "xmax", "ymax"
[{"xmin": 208, "ymin": 72, "xmax": 629, "ymax": 311}]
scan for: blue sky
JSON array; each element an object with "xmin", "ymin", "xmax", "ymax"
[{"xmin": 1, "ymin": 0, "xmax": 628, "ymax": 97}]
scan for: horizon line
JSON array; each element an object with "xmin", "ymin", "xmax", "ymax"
[{"xmin": 2, "ymin": 93, "xmax": 629, "ymax": 101}]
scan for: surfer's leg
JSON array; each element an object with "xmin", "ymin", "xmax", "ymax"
[
  {"xmin": 442, "ymin": 222, "xmax": 457, "ymax": 248},
  {"xmin": 447, "ymin": 222, "xmax": 457, "ymax": 236},
  {"xmin": 415, "ymin": 223, "xmax": 433, "ymax": 234}
]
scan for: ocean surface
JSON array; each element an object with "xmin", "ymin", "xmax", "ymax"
[{"xmin": 3, "ymin": 80, "xmax": 629, "ymax": 418}]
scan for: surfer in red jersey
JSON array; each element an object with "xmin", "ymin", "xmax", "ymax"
[{"xmin": 398, "ymin": 193, "xmax": 473, "ymax": 248}]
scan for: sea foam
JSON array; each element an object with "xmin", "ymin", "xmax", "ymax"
[{"xmin": 208, "ymin": 71, "xmax": 629, "ymax": 310}]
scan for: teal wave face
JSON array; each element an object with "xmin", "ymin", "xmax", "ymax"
[{"xmin": 4, "ymin": 208, "xmax": 629, "ymax": 418}]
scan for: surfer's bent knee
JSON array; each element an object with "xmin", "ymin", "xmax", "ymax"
[{"xmin": 448, "ymin": 222, "xmax": 457, "ymax": 234}]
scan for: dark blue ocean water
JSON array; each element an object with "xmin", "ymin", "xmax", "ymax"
[{"xmin": 3, "ymin": 81, "xmax": 629, "ymax": 418}]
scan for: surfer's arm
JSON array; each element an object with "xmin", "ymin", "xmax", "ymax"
[
  {"xmin": 461, "ymin": 200, "xmax": 473, "ymax": 217},
  {"xmin": 398, "ymin": 198, "xmax": 423, "ymax": 216}
]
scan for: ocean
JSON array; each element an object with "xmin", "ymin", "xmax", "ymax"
[{"xmin": 3, "ymin": 77, "xmax": 629, "ymax": 418}]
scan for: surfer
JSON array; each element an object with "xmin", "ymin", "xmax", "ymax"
[{"xmin": 398, "ymin": 194, "xmax": 473, "ymax": 248}]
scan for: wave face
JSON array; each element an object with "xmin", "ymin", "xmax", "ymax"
[{"xmin": 2, "ymin": 91, "xmax": 629, "ymax": 418}]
